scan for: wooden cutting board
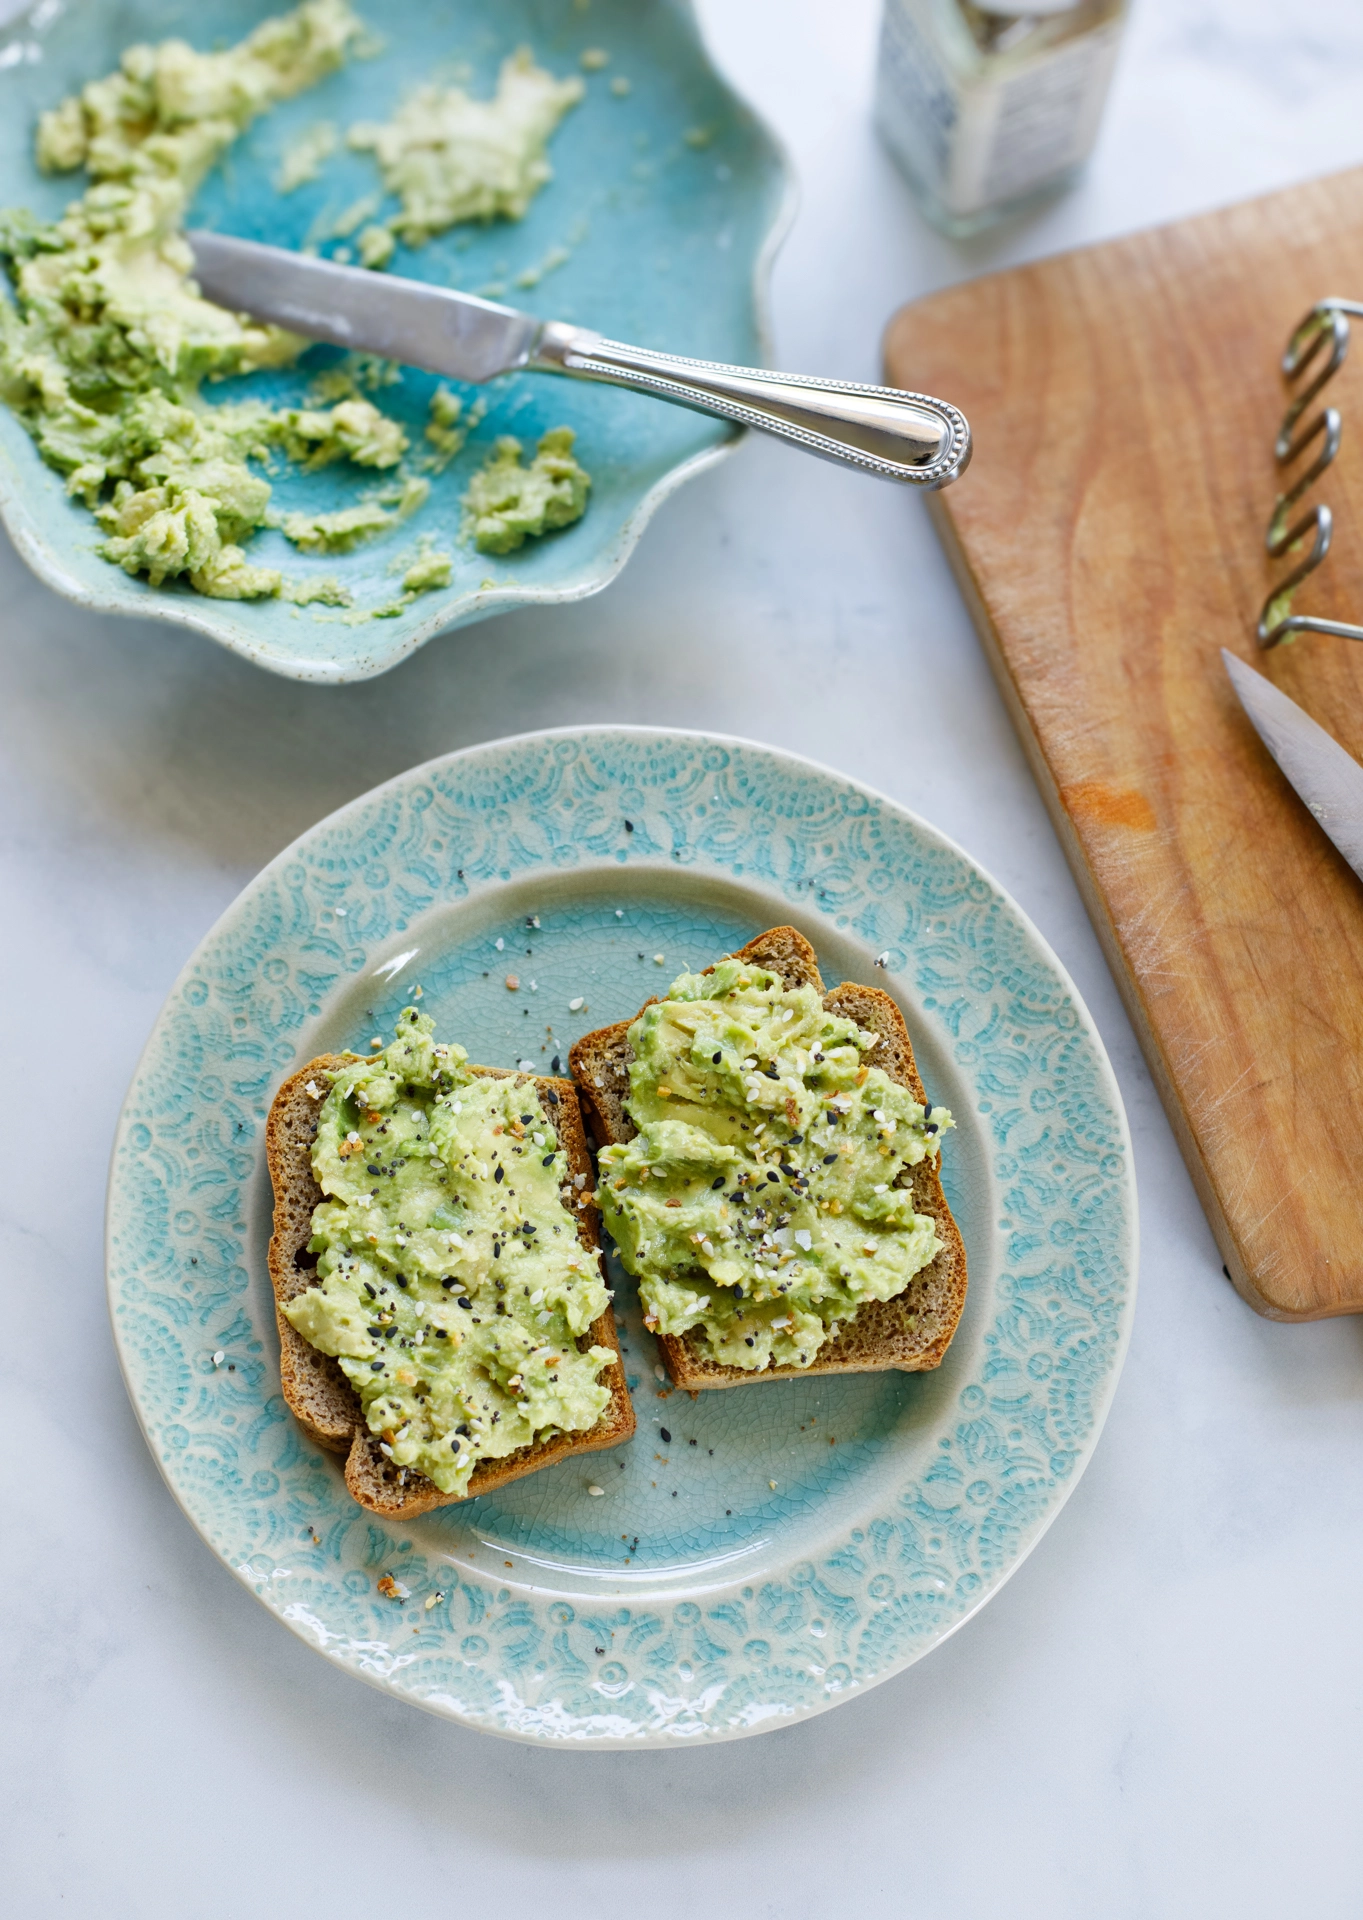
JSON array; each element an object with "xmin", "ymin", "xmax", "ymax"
[{"xmin": 884, "ymin": 166, "xmax": 1363, "ymax": 1321}]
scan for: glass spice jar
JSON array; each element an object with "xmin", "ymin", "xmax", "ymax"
[{"xmin": 875, "ymin": 0, "xmax": 1129, "ymax": 236}]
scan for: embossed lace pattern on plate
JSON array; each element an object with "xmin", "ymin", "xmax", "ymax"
[{"xmin": 107, "ymin": 728, "xmax": 1136, "ymax": 1744}]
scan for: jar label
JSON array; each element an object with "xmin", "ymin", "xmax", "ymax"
[{"xmin": 878, "ymin": 3, "xmax": 1123, "ymax": 220}]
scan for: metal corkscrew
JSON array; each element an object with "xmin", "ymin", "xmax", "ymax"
[{"xmin": 1259, "ymin": 298, "xmax": 1363, "ymax": 648}]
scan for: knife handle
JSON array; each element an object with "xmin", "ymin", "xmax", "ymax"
[{"xmin": 530, "ymin": 323, "xmax": 970, "ymax": 489}]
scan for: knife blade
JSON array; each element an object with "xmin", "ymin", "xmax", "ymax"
[
  {"xmin": 1222, "ymin": 647, "xmax": 1363, "ymax": 878},
  {"xmin": 189, "ymin": 229, "xmax": 542, "ymax": 383},
  {"xmin": 185, "ymin": 230, "xmax": 971, "ymax": 488}
]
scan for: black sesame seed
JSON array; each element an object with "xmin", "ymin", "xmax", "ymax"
[
  {"xmin": 711, "ymin": 1176, "xmax": 725, "ymax": 1189},
  {"xmin": 767, "ymin": 1171, "xmax": 780, "ymax": 1184},
  {"xmin": 457, "ymin": 1296, "xmax": 472, "ymax": 1310},
  {"xmin": 712, "ymin": 1051, "xmax": 722, "ymax": 1064},
  {"xmin": 520, "ymin": 1112, "xmax": 533, "ymax": 1123},
  {"xmin": 823, "ymin": 1153, "xmax": 838, "ymax": 1163},
  {"xmin": 395, "ymin": 1275, "xmax": 408, "ymax": 1288},
  {"xmin": 660, "ymin": 1427, "xmax": 671, "ymax": 1442},
  {"xmin": 494, "ymin": 1165, "xmax": 505, "ymax": 1183},
  {"xmin": 545, "ymin": 1089, "xmax": 559, "ymax": 1105},
  {"xmin": 745, "ymin": 1336, "xmax": 755, "ymax": 1347},
  {"xmin": 441, "ymin": 1278, "xmax": 456, "ymax": 1290},
  {"xmin": 370, "ymin": 1361, "xmax": 384, "ymax": 1371},
  {"xmin": 367, "ymin": 1163, "xmax": 381, "ymax": 1175},
  {"xmin": 623, "ymin": 819, "xmax": 634, "ymax": 834},
  {"xmin": 551, "ymin": 1055, "xmax": 561, "ymax": 1072},
  {"xmin": 542, "ymin": 1154, "xmax": 555, "ymax": 1166}
]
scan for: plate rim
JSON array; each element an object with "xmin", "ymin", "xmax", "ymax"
[
  {"xmin": 0, "ymin": 0, "xmax": 798, "ymax": 683},
  {"xmin": 106, "ymin": 722, "xmax": 1138, "ymax": 1745}
]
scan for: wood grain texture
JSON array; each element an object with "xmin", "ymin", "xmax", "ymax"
[{"xmin": 884, "ymin": 166, "xmax": 1363, "ymax": 1320}]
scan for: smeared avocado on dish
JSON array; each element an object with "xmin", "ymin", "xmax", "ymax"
[{"xmin": 0, "ymin": 4, "xmax": 593, "ymax": 607}]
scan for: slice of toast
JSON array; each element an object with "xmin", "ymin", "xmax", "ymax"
[
  {"xmin": 571, "ymin": 928, "xmax": 967, "ymax": 1389},
  {"xmin": 266, "ymin": 1058, "xmax": 634, "ymax": 1517}
]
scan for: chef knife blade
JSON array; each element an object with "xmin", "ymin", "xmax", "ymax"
[
  {"xmin": 185, "ymin": 229, "xmax": 971, "ymax": 488},
  {"xmin": 1222, "ymin": 647, "xmax": 1363, "ymax": 878}
]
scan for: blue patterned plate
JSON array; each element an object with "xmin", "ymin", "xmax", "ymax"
[
  {"xmin": 107, "ymin": 729, "xmax": 1137, "ymax": 1745},
  {"xmin": 0, "ymin": 0, "xmax": 789, "ymax": 680}
]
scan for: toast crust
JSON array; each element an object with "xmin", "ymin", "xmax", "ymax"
[
  {"xmin": 571, "ymin": 928, "xmax": 968, "ymax": 1389},
  {"xmin": 266, "ymin": 1057, "xmax": 634, "ymax": 1518}
]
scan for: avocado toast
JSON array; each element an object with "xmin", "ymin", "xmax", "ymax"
[
  {"xmin": 267, "ymin": 1011, "xmax": 633, "ymax": 1517},
  {"xmin": 571, "ymin": 928, "xmax": 967, "ymax": 1389}
]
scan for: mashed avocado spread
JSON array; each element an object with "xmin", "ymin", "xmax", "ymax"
[
  {"xmin": 0, "ymin": 0, "xmax": 376, "ymax": 599},
  {"xmin": 463, "ymin": 427, "xmax": 590, "ymax": 553},
  {"xmin": 0, "ymin": 4, "xmax": 592, "ymax": 605},
  {"xmin": 598, "ymin": 961, "xmax": 953, "ymax": 1373},
  {"xmin": 346, "ymin": 48, "xmax": 584, "ymax": 245},
  {"xmin": 284, "ymin": 1009, "xmax": 614, "ymax": 1496}
]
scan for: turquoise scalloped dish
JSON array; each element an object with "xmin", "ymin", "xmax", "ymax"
[
  {"xmin": 0, "ymin": 0, "xmax": 789, "ymax": 680},
  {"xmin": 107, "ymin": 729, "xmax": 1138, "ymax": 1745}
]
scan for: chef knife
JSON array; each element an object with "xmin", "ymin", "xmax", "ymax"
[
  {"xmin": 1222, "ymin": 647, "xmax": 1363, "ymax": 877},
  {"xmin": 186, "ymin": 230, "xmax": 970, "ymax": 489}
]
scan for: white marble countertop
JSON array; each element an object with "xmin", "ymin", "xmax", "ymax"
[{"xmin": 6, "ymin": 1, "xmax": 1363, "ymax": 1912}]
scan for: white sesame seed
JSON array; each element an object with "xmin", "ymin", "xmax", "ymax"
[
  {"xmin": 615, "ymin": 910, "xmax": 624, "ymax": 919},
  {"xmin": 653, "ymin": 1363, "xmax": 667, "ymax": 1382},
  {"xmin": 495, "ymin": 937, "xmax": 504, "ymax": 950},
  {"xmin": 653, "ymin": 953, "xmax": 665, "ymax": 964},
  {"xmin": 212, "ymin": 1350, "xmax": 225, "ymax": 1367},
  {"xmin": 587, "ymin": 1484, "xmax": 605, "ymax": 1496},
  {"xmin": 568, "ymin": 996, "xmax": 585, "ymax": 1012}
]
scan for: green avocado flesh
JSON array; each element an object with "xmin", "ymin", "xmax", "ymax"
[
  {"xmin": 0, "ymin": 1, "xmax": 591, "ymax": 605},
  {"xmin": 283, "ymin": 1009, "xmax": 614, "ymax": 1497},
  {"xmin": 462, "ymin": 427, "xmax": 591, "ymax": 554},
  {"xmin": 597, "ymin": 960, "xmax": 953, "ymax": 1373}
]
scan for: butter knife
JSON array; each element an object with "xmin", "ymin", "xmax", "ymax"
[
  {"xmin": 187, "ymin": 230, "xmax": 970, "ymax": 489},
  {"xmin": 1222, "ymin": 648, "xmax": 1363, "ymax": 878}
]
